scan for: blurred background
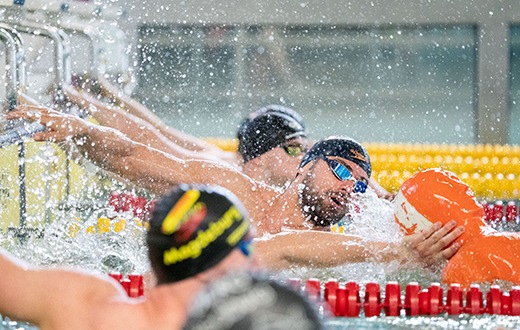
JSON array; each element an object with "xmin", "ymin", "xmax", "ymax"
[
  {"xmin": 3, "ymin": 0, "xmax": 519, "ymax": 144},
  {"xmin": 116, "ymin": 0, "xmax": 519, "ymax": 146}
]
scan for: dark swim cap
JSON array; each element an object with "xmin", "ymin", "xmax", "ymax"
[
  {"xmin": 146, "ymin": 184, "xmax": 250, "ymax": 284},
  {"xmin": 184, "ymin": 271, "xmax": 324, "ymax": 330},
  {"xmin": 300, "ymin": 136, "xmax": 372, "ymax": 178},
  {"xmin": 237, "ymin": 105, "xmax": 308, "ymax": 163}
]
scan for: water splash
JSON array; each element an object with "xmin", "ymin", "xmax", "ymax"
[
  {"xmin": 1, "ymin": 207, "xmax": 149, "ymax": 276},
  {"xmin": 277, "ymin": 190, "xmax": 441, "ymax": 286}
]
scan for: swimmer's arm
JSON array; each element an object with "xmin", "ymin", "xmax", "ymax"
[
  {"xmin": 0, "ymin": 248, "xmax": 124, "ymax": 326},
  {"xmin": 74, "ymin": 125, "xmax": 259, "ymax": 201},
  {"xmin": 76, "ymin": 125, "xmax": 257, "ymax": 199},
  {"xmin": 97, "ymin": 76, "xmax": 234, "ymax": 162},
  {"xmin": 63, "ymin": 84, "xmax": 228, "ymax": 164},
  {"xmin": 7, "ymin": 105, "xmax": 263, "ymax": 202},
  {"xmin": 254, "ymin": 231, "xmax": 402, "ymax": 270}
]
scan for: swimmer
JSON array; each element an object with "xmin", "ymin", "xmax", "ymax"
[
  {"xmin": 63, "ymin": 85, "xmax": 310, "ymax": 187},
  {"xmin": 0, "ymin": 184, "xmax": 258, "ymax": 329},
  {"xmin": 8, "ymin": 105, "xmax": 463, "ymax": 269},
  {"xmin": 65, "ymin": 79, "xmax": 392, "ymax": 196},
  {"xmin": 394, "ymin": 168, "xmax": 520, "ymax": 288},
  {"xmin": 236, "ymin": 104, "xmax": 310, "ymax": 187},
  {"xmin": 64, "ymin": 80, "xmax": 308, "ymax": 185}
]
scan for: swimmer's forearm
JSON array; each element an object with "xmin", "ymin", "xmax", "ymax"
[
  {"xmin": 90, "ymin": 105, "xmax": 184, "ymax": 156},
  {"xmin": 75, "ymin": 127, "xmax": 172, "ymax": 192},
  {"xmin": 65, "ymin": 85, "xmax": 167, "ymax": 151},
  {"xmin": 255, "ymin": 231, "xmax": 394, "ymax": 270},
  {"xmin": 76, "ymin": 124, "xmax": 136, "ymax": 159},
  {"xmin": 77, "ymin": 128, "xmax": 225, "ymax": 194}
]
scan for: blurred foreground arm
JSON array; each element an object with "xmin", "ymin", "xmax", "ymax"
[{"xmin": 0, "ymin": 248, "xmax": 123, "ymax": 327}]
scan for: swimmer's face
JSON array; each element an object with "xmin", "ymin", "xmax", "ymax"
[
  {"xmin": 254, "ymin": 137, "xmax": 311, "ymax": 187},
  {"xmin": 298, "ymin": 157, "xmax": 369, "ymax": 226}
]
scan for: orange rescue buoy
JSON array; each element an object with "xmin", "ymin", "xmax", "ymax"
[{"xmin": 394, "ymin": 168, "xmax": 520, "ymax": 288}]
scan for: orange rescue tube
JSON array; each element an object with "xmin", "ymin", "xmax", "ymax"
[{"xmin": 394, "ymin": 168, "xmax": 520, "ymax": 288}]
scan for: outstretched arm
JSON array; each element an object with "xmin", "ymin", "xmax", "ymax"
[
  {"xmin": 254, "ymin": 230, "xmax": 404, "ymax": 270},
  {"xmin": 63, "ymin": 84, "xmax": 229, "ymax": 164},
  {"xmin": 255, "ymin": 221, "xmax": 463, "ymax": 271},
  {"xmin": 0, "ymin": 248, "xmax": 123, "ymax": 327},
  {"xmin": 7, "ymin": 105, "xmax": 266, "ymax": 210},
  {"xmin": 97, "ymin": 76, "xmax": 236, "ymax": 163}
]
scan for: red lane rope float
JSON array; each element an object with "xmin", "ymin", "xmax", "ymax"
[
  {"xmin": 106, "ymin": 273, "xmax": 520, "ymax": 316},
  {"xmin": 109, "ymin": 191, "xmax": 155, "ymax": 221},
  {"xmin": 109, "ymin": 273, "xmax": 144, "ymax": 298},
  {"xmin": 292, "ymin": 278, "xmax": 520, "ymax": 317},
  {"xmin": 481, "ymin": 200, "xmax": 519, "ymax": 223},
  {"xmin": 404, "ymin": 282, "xmax": 420, "ymax": 316},
  {"xmin": 445, "ymin": 284, "xmax": 463, "ymax": 315}
]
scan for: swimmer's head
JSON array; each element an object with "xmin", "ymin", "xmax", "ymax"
[
  {"xmin": 300, "ymin": 136, "xmax": 372, "ymax": 178},
  {"xmin": 146, "ymin": 184, "xmax": 251, "ymax": 284},
  {"xmin": 237, "ymin": 105, "xmax": 308, "ymax": 163},
  {"xmin": 394, "ymin": 168, "xmax": 486, "ymax": 242},
  {"xmin": 184, "ymin": 271, "xmax": 324, "ymax": 330}
]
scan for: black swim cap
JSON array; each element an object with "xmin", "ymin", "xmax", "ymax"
[
  {"xmin": 237, "ymin": 105, "xmax": 308, "ymax": 163},
  {"xmin": 146, "ymin": 184, "xmax": 250, "ymax": 284},
  {"xmin": 184, "ymin": 271, "xmax": 324, "ymax": 330},
  {"xmin": 300, "ymin": 136, "xmax": 372, "ymax": 178}
]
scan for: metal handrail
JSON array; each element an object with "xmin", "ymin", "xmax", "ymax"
[
  {"xmin": 0, "ymin": 26, "xmax": 25, "ymax": 109},
  {"xmin": 0, "ymin": 21, "xmax": 72, "ymax": 99},
  {"xmin": 58, "ymin": 21, "xmax": 102, "ymax": 77}
]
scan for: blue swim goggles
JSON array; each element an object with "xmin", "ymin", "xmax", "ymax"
[{"xmin": 322, "ymin": 157, "xmax": 368, "ymax": 194}]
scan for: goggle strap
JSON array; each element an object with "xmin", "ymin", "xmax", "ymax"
[{"xmin": 238, "ymin": 240, "xmax": 252, "ymax": 258}]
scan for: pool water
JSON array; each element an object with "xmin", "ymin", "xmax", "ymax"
[
  {"xmin": 1, "ymin": 187, "xmax": 518, "ymax": 329},
  {"xmin": 4, "ymin": 314, "xmax": 520, "ymax": 329},
  {"xmin": 326, "ymin": 314, "xmax": 520, "ymax": 329}
]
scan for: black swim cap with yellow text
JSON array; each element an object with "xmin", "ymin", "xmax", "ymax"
[{"xmin": 146, "ymin": 184, "xmax": 250, "ymax": 283}]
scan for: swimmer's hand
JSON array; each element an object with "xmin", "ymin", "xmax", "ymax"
[
  {"xmin": 401, "ymin": 220, "xmax": 464, "ymax": 266},
  {"xmin": 7, "ymin": 105, "xmax": 93, "ymax": 143}
]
